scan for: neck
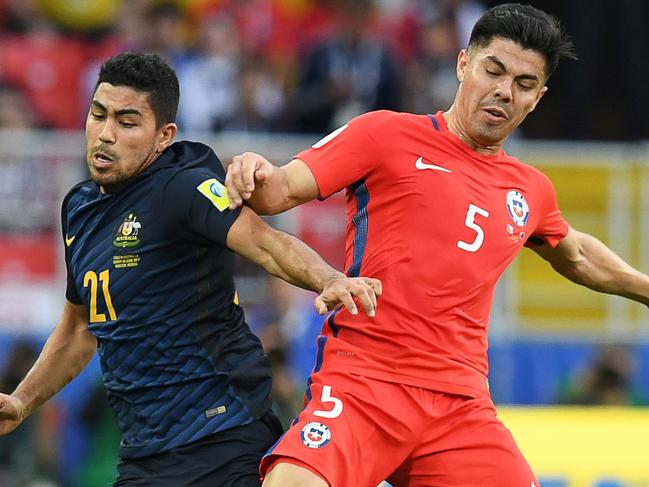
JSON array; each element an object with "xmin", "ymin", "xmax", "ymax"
[
  {"xmin": 99, "ymin": 152, "xmax": 161, "ymax": 194},
  {"xmin": 442, "ymin": 107, "xmax": 504, "ymax": 156}
]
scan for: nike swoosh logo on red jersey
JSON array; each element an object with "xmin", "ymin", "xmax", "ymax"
[{"xmin": 415, "ymin": 157, "xmax": 452, "ymax": 173}]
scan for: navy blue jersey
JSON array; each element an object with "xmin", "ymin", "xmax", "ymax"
[{"xmin": 61, "ymin": 141, "xmax": 273, "ymax": 458}]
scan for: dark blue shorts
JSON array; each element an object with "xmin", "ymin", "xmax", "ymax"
[{"xmin": 114, "ymin": 411, "xmax": 284, "ymax": 487}]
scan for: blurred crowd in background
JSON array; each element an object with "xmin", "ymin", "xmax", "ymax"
[
  {"xmin": 0, "ymin": 0, "xmax": 481, "ymax": 136},
  {"xmin": 0, "ymin": 0, "xmax": 648, "ymax": 139},
  {"xmin": 1, "ymin": 0, "xmax": 649, "ymax": 485}
]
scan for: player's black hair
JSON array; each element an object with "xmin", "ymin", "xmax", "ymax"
[
  {"xmin": 95, "ymin": 51, "xmax": 179, "ymax": 127},
  {"xmin": 468, "ymin": 3, "xmax": 577, "ymax": 80}
]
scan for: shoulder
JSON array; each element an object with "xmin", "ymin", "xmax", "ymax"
[
  {"xmin": 62, "ymin": 179, "xmax": 94, "ymax": 213},
  {"xmin": 174, "ymin": 140, "xmax": 223, "ymax": 171},
  {"xmin": 159, "ymin": 140, "xmax": 226, "ymax": 180},
  {"xmin": 162, "ymin": 160, "xmax": 230, "ymax": 213},
  {"xmin": 502, "ymin": 152, "xmax": 556, "ymax": 191},
  {"xmin": 153, "ymin": 141, "xmax": 225, "ymax": 192},
  {"xmin": 351, "ymin": 109, "xmax": 418, "ymax": 126},
  {"xmin": 344, "ymin": 110, "xmax": 424, "ymax": 141}
]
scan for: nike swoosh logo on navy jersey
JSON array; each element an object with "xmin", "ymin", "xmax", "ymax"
[{"xmin": 415, "ymin": 157, "xmax": 452, "ymax": 173}]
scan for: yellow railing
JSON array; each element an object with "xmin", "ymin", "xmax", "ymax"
[
  {"xmin": 501, "ymin": 141, "xmax": 649, "ymax": 338},
  {"xmin": 499, "ymin": 406, "xmax": 649, "ymax": 487}
]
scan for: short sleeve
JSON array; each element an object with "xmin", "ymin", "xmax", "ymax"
[
  {"xmin": 296, "ymin": 110, "xmax": 395, "ymax": 199},
  {"xmin": 61, "ymin": 193, "xmax": 82, "ymax": 304},
  {"xmin": 525, "ymin": 172, "xmax": 569, "ymax": 248},
  {"xmin": 163, "ymin": 168, "xmax": 241, "ymax": 246}
]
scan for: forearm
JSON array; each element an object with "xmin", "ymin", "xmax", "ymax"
[
  {"xmin": 258, "ymin": 228, "xmax": 345, "ymax": 293},
  {"xmin": 554, "ymin": 233, "xmax": 649, "ymax": 305},
  {"xmin": 13, "ymin": 321, "xmax": 96, "ymax": 418}
]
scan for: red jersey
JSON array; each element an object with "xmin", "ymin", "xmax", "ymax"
[{"xmin": 297, "ymin": 110, "xmax": 568, "ymax": 398}]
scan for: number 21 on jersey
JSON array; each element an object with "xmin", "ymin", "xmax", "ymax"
[
  {"xmin": 457, "ymin": 203, "xmax": 489, "ymax": 252},
  {"xmin": 83, "ymin": 269, "xmax": 118, "ymax": 322}
]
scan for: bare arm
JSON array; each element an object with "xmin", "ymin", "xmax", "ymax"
[
  {"xmin": 227, "ymin": 205, "xmax": 381, "ymax": 315},
  {"xmin": 531, "ymin": 226, "xmax": 649, "ymax": 306},
  {"xmin": 225, "ymin": 153, "xmax": 319, "ymax": 215},
  {"xmin": 0, "ymin": 300, "xmax": 96, "ymax": 434}
]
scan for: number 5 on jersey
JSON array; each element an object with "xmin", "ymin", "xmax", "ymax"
[
  {"xmin": 83, "ymin": 269, "xmax": 118, "ymax": 322},
  {"xmin": 457, "ymin": 203, "xmax": 489, "ymax": 252}
]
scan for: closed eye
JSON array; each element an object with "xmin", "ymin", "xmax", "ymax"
[{"xmin": 516, "ymin": 78, "xmax": 539, "ymax": 91}]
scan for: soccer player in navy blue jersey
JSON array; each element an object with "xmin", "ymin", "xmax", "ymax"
[{"xmin": 0, "ymin": 52, "xmax": 381, "ymax": 487}]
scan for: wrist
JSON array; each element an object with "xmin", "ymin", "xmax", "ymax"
[
  {"xmin": 12, "ymin": 393, "xmax": 32, "ymax": 421},
  {"xmin": 321, "ymin": 272, "xmax": 347, "ymax": 291}
]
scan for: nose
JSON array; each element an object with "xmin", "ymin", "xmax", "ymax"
[
  {"xmin": 493, "ymin": 78, "xmax": 513, "ymax": 102},
  {"xmin": 98, "ymin": 119, "xmax": 116, "ymax": 144}
]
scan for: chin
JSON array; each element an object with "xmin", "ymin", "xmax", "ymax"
[
  {"xmin": 475, "ymin": 126, "xmax": 507, "ymax": 145},
  {"xmin": 90, "ymin": 172, "xmax": 120, "ymax": 189}
]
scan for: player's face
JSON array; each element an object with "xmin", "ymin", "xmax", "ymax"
[
  {"xmin": 454, "ymin": 37, "xmax": 547, "ymax": 147},
  {"xmin": 85, "ymin": 83, "xmax": 176, "ymax": 193}
]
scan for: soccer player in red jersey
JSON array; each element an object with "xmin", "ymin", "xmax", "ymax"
[{"xmin": 226, "ymin": 4, "xmax": 649, "ymax": 486}]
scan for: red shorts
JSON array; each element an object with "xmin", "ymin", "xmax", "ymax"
[{"xmin": 260, "ymin": 370, "xmax": 539, "ymax": 487}]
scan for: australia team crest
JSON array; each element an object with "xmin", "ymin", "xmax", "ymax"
[
  {"xmin": 113, "ymin": 213, "xmax": 142, "ymax": 248},
  {"xmin": 506, "ymin": 190, "xmax": 529, "ymax": 227}
]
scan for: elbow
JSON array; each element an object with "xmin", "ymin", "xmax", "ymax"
[
  {"xmin": 259, "ymin": 204, "xmax": 285, "ymax": 216},
  {"xmin": 554, "ymin": 261, "xmax": 613, "ymax": 293},
  {"xmin": 78, "ymin": 331, "xmax": 98, "ymax": 363},
  {"xmin": 552, "ymin": 260, "xmax": 591, "ymax": 287}
]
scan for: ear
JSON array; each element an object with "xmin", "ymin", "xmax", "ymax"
[
  {"xmin": 156, "ymin": 123, "xmax": 177, "ymax": 153},
  {"xmin": 457, "ymin": 49, "xmax": 469, "ymax": 83},
  {"xmin": 529, "ymin": 85, "xmax": 548, "ymax": 112}
]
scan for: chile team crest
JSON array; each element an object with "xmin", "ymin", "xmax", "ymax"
[
  {"xmin": 506, "ymin": 190, "xmax": 529, "ymax": 227},
  {"xmin": 300, "ymin": 422, "xmax": 331, "ymax": 449}
]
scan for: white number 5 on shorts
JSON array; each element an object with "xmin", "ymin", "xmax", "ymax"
[{"xmin": 313, "ymin": 385, "xmax": 344, "ymax": 419}]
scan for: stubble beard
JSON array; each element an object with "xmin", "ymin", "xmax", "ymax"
[
  {"xmin": 86, "ymin": 157, "xmax": 125, "ymax": 193},
  {"xmin": 472, "ymin": 121, "xmax": 507, "ymax": 148}
]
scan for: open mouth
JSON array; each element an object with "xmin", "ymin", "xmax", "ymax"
[
  {"xmin": 485, "ymin": 108, "xmax": 507, "ymax": 119},
  {"xmin": 483, "ymin": 107, "xmax": 508, "ymax": 120},
  {"xmin": 93, "ymin": 152, "xmax": 115, "ymax": 166}
]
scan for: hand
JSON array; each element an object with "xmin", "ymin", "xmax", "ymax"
[
  {"xmin": 314, "ymin": 277, "xmax": 382, "ymax": 317},
  {"xmin": 225, "ymin": 152, "xmax": 274, "ymax": 209},
  {"xmin": 0, "ymin": 393, "xmax": 27, "ymax": 435}
]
